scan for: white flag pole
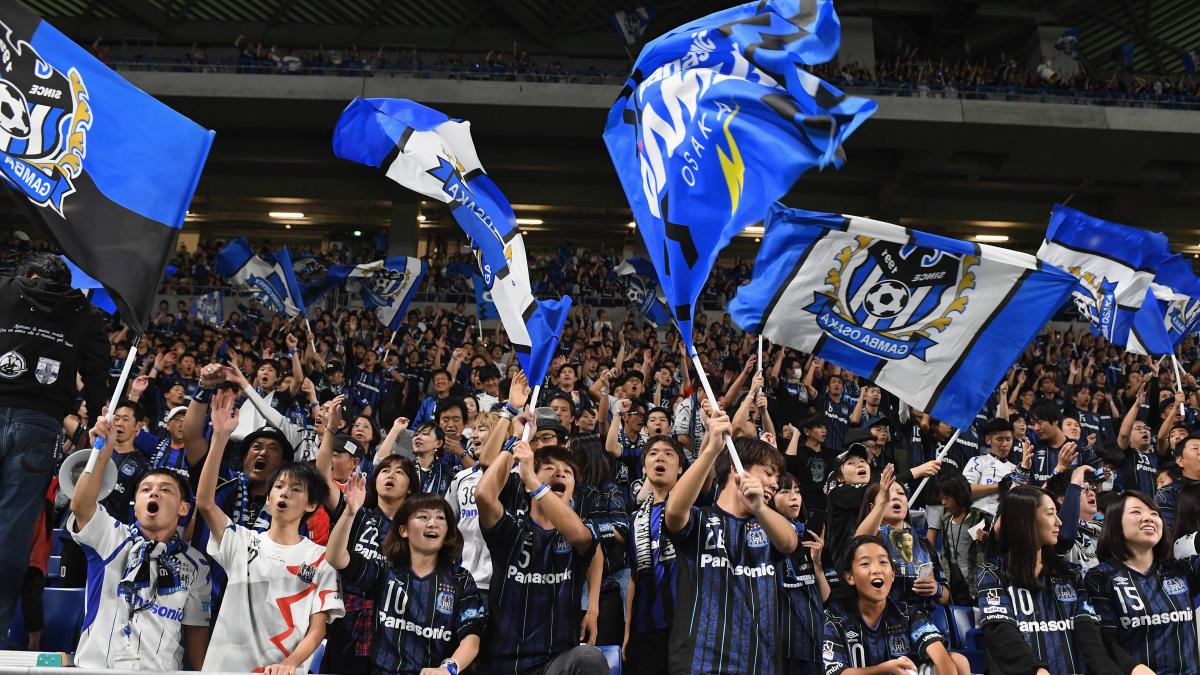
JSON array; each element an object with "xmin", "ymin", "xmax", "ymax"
[
  {"xmin": 757, "ymin": 335, "xmax": 763, "ymax": 373},
  {"xmin": 1171, "ymin": 353, "xmax": 1187, "ymax": 416},
  {"xmin": 691, "ymin": 353, "xmax": 745, "ymax": 475},
  {"xmin": 83, "ymin": 335, "xmax": 141, "ymax": 474},
  {"xmin": 381, "ymin": 330, "xmax": 398, "ymax": 361},
  {"xmin": 521, "ymin": 384, "xmax": 542, "ymax": 442},
  {"xmin": 909, "ymin": 427, "xmax": 960, "ymax": 503}
]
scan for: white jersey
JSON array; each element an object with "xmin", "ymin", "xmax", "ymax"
[
  {"xmin": 203, "ymin": 522, "xmax": 344, "ymax": 673},
  {"xmin": 961, "ymin": 452, "xmax": 1017, "ymax": 515},
  {"xmin": 70, "ymin": 508, "xmax": 211, "ymax": 671},
  {"xmin": 447, "ymin": 465, "xmax": 490, "ymax": 590}
]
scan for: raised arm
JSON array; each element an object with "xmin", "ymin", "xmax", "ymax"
[
  {"xmin": 855, "ymin": 465, "xmax": 896, "ymax": 537},
  {"xmin": 69, "ymin": 417, "xmax": 113, "ymax": 529},
  {"xmin": 731, "ymin": 372, "xmax": 762, "ymax": 438},
  {"xmin": 183, "ymin": 363, "xmax": 226, "ymax": 468},
  {"xmin": 665, "ymin": 410, "xmax": 730, "ymax": 534},
  {"xmin": 512, "ymin": 441, "xmax": 593, "ymax": 551},
  {"xmin": 1117, "ymin": 386, "xmax": 1144, "ymax": 450},
  {"xmin": 607, "ymin": 399, "xmax": 630, "ymax": 458},
  {"xmin": 316, "ymin": 395, "xmax": 346, "ymax": 511},
  {"xmin": 284, "ymin": 333, "xmax": 303, "ymax": 398},
  {"xmin": 325, "ymin": 474, "xmax": 365, "ymax": 570},
  {"xmin": 196, "ymin": 389, "xmax": 240, "ymax": 546},
  {"xmin": 475, "ymin": 433, "xmax": 517, "ymax": 530}
]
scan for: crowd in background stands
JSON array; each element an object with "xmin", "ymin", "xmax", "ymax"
[{"xmin": 8, "ymin": 233, "xmax": 1200, "ymax": 673}]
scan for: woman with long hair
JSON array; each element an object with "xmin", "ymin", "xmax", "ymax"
[
  {"xmin": 1170, "ymin": 481, "xmax": 1200, "ymax": 558},
  {"xmin": 855, "ymin": 465, "xmax": 951, "ymax": 611},
  {"xmin": 1086, "ymin": 491, "xmax": 1200, "ymax": 675},
  {"xmin": 772, "ymin": 473, "xmax": 829, "ymax": 675},
  {"xmin": 977, "ymin": 485, "xmax": 1122, "ymax": 675},
  {"xmin": 327, "ymin": 479, "xmax": 484, "ymax": 675}
]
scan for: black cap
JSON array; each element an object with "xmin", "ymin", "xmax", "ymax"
[
  {"xmin": 240, "ymin": 426, "xmax": 295, "ymax": 463},
  {"xmin": 834, "ymin": 442, "xmax": 871, "ymax": 469},
  {"xmin": 844, "ymin": 427, "xmax": 875, "ymax": 450},
  {"xmin": 331, "ymin": 433, "xmax": 364, "ymax": 457},
  {"xmin": 325, "ymin": 361, "xmax": 343, "ymax": 373},
  {"xmin": 866, "ymin": 415, "xmax": 891, "ymax": 429}
]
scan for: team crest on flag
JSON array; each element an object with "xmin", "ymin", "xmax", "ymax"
[
  {"xmin": 362, "ymin": 266, "xmax": 413, "ymax": 307},
  {"xmin": 0, "ymin": 20, "xmax": 91, "ymax": 215},
  {"xmin": 34, "ymin": 356, "xmax": 59, "ymax": 384},
  {"xmin": 806, "ymin": 238, "xmax": 977, "ymax": 361},
  {"xmin": 1066, "ymin": 267, "xmax": 1119, "ymax": 336}
]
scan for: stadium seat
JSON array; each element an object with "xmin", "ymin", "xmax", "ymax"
[
  {"xmin": 597, "ymin": 644, "xmax": 621, "ymax": 675},
  {"xmin": 928, "ymin": 604, "xmax": 950, "ymax": 641},
  {"xmin": 39, "ymin": 588, "xmax": 85, "ymax": 653},
  {"xmin": 46, "ymin": 556, "xmax": 61, "ymax": 581},
  {"xmin": 309, "ymin": 639, "xmax": 326, "ymax": 674},
  {"xmin": 50, "ymin": 530, "xmax": 64, "ymax": 557},
  {"xmin": 948, "ymin": 605, "xmax": 976, "ymax": 647}
]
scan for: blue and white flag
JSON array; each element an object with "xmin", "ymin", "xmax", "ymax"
[
  {"xmin": 603, "ymin": 0, "xmax": 876, "ymax": 354},
  {"xmin": 0, "ymin": 3, "xmax": 214, "ymax": 333},
  {"xmin": 1128, "ymin": 253, "xmax": 1200, "ymax": 355},
  {"xmin": 474, "ymin": 272, "xmax": 499, "ymax": 321},
  {"xmin": 333, "ymin": 98, "xmax": 571, "ymax": 388},
  {"xmin": 1037, "ymin": 204, "xmax": 1169, "ymax": 347},
  {"xmin": 214, "ymin": 238, "xmax": 306, "ymax": 317},
  {"xmin": 729, "ymin": 204, "xmax": 1077, "ymax": 431},
  {"xmin": 290, "ymin": 253, "xmax": 339, "ymax": 306},
  {"xmin": 615, "ymin": 257, "xmax": 671, "ymax": 325},
  {"xmin": 612, "ymin": 7, "xmax": 655, "ymax": 46},
  {"xmin": 329, "ymin": 257, "xmax": 427, "ymax": 331},
  {"xmin": 191, "ymin": 290, "xmax": 223, "ymax": 326}
]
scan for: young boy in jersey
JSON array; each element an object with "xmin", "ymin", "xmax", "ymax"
[
  {"xmin": 822, "ymin": 535, "xmax": 967, "ymax": 675},
  {"xmin": 69, "ymin": 416, "xmax": 212, "ymax": 670},
  {"xmin": 625, "ymin": 435, "xmax": 688, "ymax": 675},
  {"xmin": 664, "ymin": 411, "xmax": 798, "ymax": 675},
  {"xmin": 962, "ymin": 418, "xmax": 1022, "ymax": 516},
  {"xmin": 197, "ymin": 390, "xmax": 344, "ymax": 675},
  {"xmin": 475, "ymin": 437, "xmax": 608, "ymax": 674}
]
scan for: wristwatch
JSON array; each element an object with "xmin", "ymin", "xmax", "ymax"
[{"xmin": 440, "ymin": 658, "xmax": 459, "ymax": 675}]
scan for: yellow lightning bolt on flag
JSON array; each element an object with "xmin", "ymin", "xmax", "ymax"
[{"xmin": 717, "ymin": 104, "xmax": 745, "ymax": 214}]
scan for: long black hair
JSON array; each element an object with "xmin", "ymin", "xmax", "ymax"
[
  {"xmin": 995, "ymin": 485, "xmax": 1063, "ymax": 589},
  {"xmin": 1172, "ymin": 482, "xmax": 1200, "ymax": 542},
  {"xmin": 1097, "ymin": 491, "xmax": 1172, "ymax": 563},
  {"xmin": 568, "ymin": 436, "xmax": 610, "ymax": 487}
]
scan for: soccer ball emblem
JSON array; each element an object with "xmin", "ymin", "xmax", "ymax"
[
  {"xmin": 0, "ymin": 80, "xmax": 30, "ymax": 138},
  {"xmin": 863, "ymin": 280, "xmax": 910, "ymax": 318}
]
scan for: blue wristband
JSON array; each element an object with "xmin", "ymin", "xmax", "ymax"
[
  {"xmin": 191, "ymin": 386, "xmax": 213, "ymax": 404},
  {"xmin": 503, "ymin": 402, "xmax": 520, "ymax": 417}
]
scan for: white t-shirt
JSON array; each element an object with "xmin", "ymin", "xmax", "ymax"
[
  {"xmin": 446, "ymin": 466, "xmax": 490, "ymax": 590},
  {"xmin": 70, "ymin": 508, "xmax": 211, "ymax": 671},
  {"xmin": 203, "ymin": 522, "xmax": 345, "ymax": 673},
  {"xmin": 961, "ymin": 453, "xmax": 1017, "ymax": 515}
]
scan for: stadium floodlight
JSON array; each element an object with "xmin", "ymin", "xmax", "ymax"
[
  {"xmin": 974, "ymin": 234, "xmax": 1010, "ymax": 243},
  {"xmin": 269, "ymin": 211, "xmax": 305, "ymax": 219}
]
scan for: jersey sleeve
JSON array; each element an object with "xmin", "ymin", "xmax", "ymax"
[
  {"xmin": 1083, "ymin": 565, "xmax": 1120, "ymax": 631},
  {"xmin": 975, "ymin": 561, "xmax": 1018, "ymax": 626},
  {"xmin": 207, "ymin": 520, "xmax": 247, "ymax": 569},
  {"xmin": 961, "ymin": 456, "xmax": 982, "ymax": 484},
  {"xmin": 69, "ymin": 507, "xmax": 128, "ymax": 559},
  {"xmin": 182, "ymin": 556, "xmax": 213, "ymax": 627},
  {"xmin": 907, "ymin": 609, "xmax": 947, "ymax": 660},
  {"xmin": 340, "ymin": 549, "xmax": 386, "ymax": 596},
  {"xmin": 481, "ymin": 510, "xmax": 521, "ymax": 559},
  {"xmin": 821, "ymin": 609, "xmax": 851, "ymax": 675},
  {"xmin": 665, "ymin": 505, "xmax": 701, "ymax": 550},
  {"xmin": 314, "ymin": 559, "xmax": 345, "ymax": 622},
  {"xmin": 453, "ymin": 567, "xmax": 487, "ymax": 641},
  {"xmin": 1068, "ymin": 567, "xmax": 1099, "ymax": 623}
]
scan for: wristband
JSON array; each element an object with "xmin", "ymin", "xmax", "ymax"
[
  {"xmin": 501, "ymin": 436, "xmax": 518, "ymax": 454},
  {"xmin": 530, "ymin": 482, "xmax": 550, "ymax": 500},
  {"xmin": 191, "ymin": 386, "xmax": 213, "ymax": 404},
  {"xmin": 503, "ymin": 402, "xmax": 520, "ymax": 417},
  {"xmin": 287, "ymin": 349, "xmax": 296, "ymax": 358},
  {"xmin": 440, "ymin": 659, "xmax": 459, "ymax": 675}
]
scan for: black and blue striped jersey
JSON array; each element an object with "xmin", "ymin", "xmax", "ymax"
[
  {"xmin": 976, "ymin": 557, "xmax": 1098, "ymax": 675},
  {"xmin": 778, "ymin": 525, "xmax": 824, "ymax": 664},
  {"xmin": 340, "ymin": 555, "xmax": 485, "ymax": 675},
  {"xmin": 667, "ymin": 505, "xmax": 782, "ymax": 675},
  {"xmin": 821, "ymin": 598, "xmax": 944, "ymax": 675},
  {"xmin": 479, "ymin": 509, "xmax": 597, "ymax": 674},
  {"xmin": 629, "ymin": 499, "xmax": 679, "ymax": 634},
  {"xmin": 1085, "ymin": 557, "xmax": 1200, "ymax": 675}
]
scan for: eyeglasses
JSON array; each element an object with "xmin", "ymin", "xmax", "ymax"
[
  {"xmin": 535, "ymin": 432, "xmax": 561, "ymax": 442},
  {"xmin": 625, "ymin": 410, "xmax": 645, "ymax": 418}
]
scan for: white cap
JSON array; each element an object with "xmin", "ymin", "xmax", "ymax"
[{"xmin": 165, "ymin": 406, "xmax": 189, "ymax": 422}]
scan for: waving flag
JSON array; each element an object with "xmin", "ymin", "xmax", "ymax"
[
  {"xmin": 615, "ymin": 257, "xmax": 671, "ymax": 325},
  {"xmin": 191, "ymin": 290, "xmax": 223, "ymax": 326},
  {"xmin": 612, "ymin": 7, "xmax": 655, "ymax": 46},
  {"xmin": 0, "ymin": 3, "xmax": 213, "ymax": 333},
  {"xmin": 329, "ymin": 257, "xmax": 427, "ymax": 331},
  {"xmin": 332, "ymin": 98, "xmax": 571, "ymax": 388},
  {"xmin": 290, "ymin": 252, "xmax": 340, "ymax": 306},
  {"xmin": 729, "ymin": 204, "xmax": 1077, "ymax": 431},
  {"xmin": 1037, "ymin": 204, "xmax": 1169, "ymax": 347},
  {"xmin": 603, "ymin": 0, "xmax": 875, "ymax": 354},
  {"xmin": 1129, "ymin": 253, "xmax": 1200, "ymax": 355},
  {"xmin": 474, "ymin": 272, "xmax": 499, "ymax": 321},
  {"xmin": 214, "ymin": 239, "xmax": 306, "ymax": 317}
]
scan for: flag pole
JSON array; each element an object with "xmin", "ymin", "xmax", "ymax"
[
  {"xmin": 757, "ymin": 335, "xmax": 763, "ymax": 373},
  {"xmin": 1171, "ymin": 353, "xmax": 1187, "ymax": 416},
  {"xmin": 522, "ymin": 384, "xmax": 542, "ymax": 442},
  {"xmin": 83, "ymin": 335, "xmax": 141, "ymax": 474},
  {"xmin": 909, "ymin": 427, "xmax": 960, "ymax": 503},
  {"xmin": 381, "ymin": 330, "xmax": 398, "ymax": 361},
  {"xmin": 690, "ymin": 352, "xmax": 745, "ymax": 475},
  {"xmin": 477, "ymin": 318, "xmax": 484, "ymax": 342}
]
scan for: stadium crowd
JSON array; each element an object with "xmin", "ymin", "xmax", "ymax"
[{"xmin": 7, "ymin": 245, "xmax": 1200, "ymax": 675}]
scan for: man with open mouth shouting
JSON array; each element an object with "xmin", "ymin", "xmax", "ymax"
[{"xmin": 68, "ymin": 415, "xmax": 212, "ymax": 671}]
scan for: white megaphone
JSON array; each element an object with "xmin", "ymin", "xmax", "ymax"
[{"xmin": 58, "ymin": 450, "xmax": 118, "ymax": 500}]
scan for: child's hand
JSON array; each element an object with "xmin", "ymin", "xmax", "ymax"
[{"xmin": 261, "ymin": 664, "xmax": 295, "ymax": 675}]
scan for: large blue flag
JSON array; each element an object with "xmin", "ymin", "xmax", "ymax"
[
  {"xmin": 332, "ymin": 98, "xmax": 571, "ymax": 389},
  {"xmin": 603, "ymin": 0, "xmax": 875, "ymax": 354},
  {"xmin": 63, "ymin": 255, "xmax": 175, "ymax": 316},
  {"xmin": 614, "ymin": 257, "xmax": 671, "ymax": 326},
  {"xmin": 214, "ymin": 239, "xmax": 306, "ymax": 317},
  {"xmin": 191, "ymin": 289, "xmax": 223, "ymax": 326},
  {"xmin": 290, "ymin": 252, "xmax": 340, "ymax": 306},
  {"xmin": 328, "ymin": 257, "xmax": 427, "ymax": 331},
  {"xmin": 729, "ymin": 204, "xmax": 1078, "ymax": 431},
  {"xmin": 474, "ymin": 272, "xmax": 499, "ymax": 321},
  {"xmin": 0, "ymin": 3, "xmax": 213, "ymax": 333},
  {"xmin": 1037, "ymin": 204, "xmax": 1169, "ymax": 348},
  {"xmin": 1128, "ymin": 253, "xmax": 1200, "ymax": 355}
]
